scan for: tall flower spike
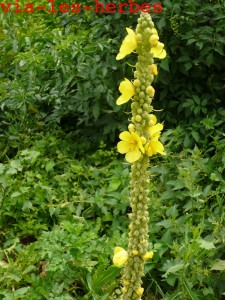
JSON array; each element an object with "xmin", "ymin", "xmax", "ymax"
[{"xmin": 114, "ymin": 12, "xmax": 166, "ymax": 300}]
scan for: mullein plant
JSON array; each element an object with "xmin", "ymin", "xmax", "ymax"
[{"xmin": 112, "ymin": 12, "xmax": 166, "ymax": 300}]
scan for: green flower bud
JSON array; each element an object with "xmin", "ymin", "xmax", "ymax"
[
  {"xmin": 142, "ymin": 21, "xmax": 147, "ymax": 27},
  {"xmin": 135, "ymin": 115, "xmax": 142, "ymax": 122},
  {"xmin": 133, "ymin": 79, "xmax": 141, "ymax": 87}
]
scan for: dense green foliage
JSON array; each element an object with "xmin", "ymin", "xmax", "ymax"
[{"xmin": 0, "ymin": 0, "xmax": 225, "ymax": 299}]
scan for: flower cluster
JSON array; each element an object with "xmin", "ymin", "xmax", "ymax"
[{"xmin": 115, "ymin": 21, "xmax": 166, "ymax": 164}]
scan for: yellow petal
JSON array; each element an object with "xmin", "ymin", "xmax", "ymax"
[
  {"xmin": 136, "ymin": 287, "xmax": 144, "ymax": 296},
  {"xmin": 116, "ymin": 78, "xmax": 134, "ymax": 105},
  {"xmin": 119, "ymin": 131, "xmax": 132, "ymax": 142},
  {"xmin": 145, "ymin": 143, "xmax": 154, "ymax": 157},
  {"xmin": 149, "ymin": 64, "xmax": 158, "ymax": 76},
  {"xmin": 151, "ymin": 42, "xmax": 167, "ymax": 59},
  {"xmin": 116, "ymin": 28, "xmax": 137, "ymax": 60},
  {"xmin": 114, "ymin": 246, "xmax": 124, "ymax": 254},
  {"xmin": 117, "ymin": 141, "xmax": 130, "ymax": 154},
  {"xmin": 131, "ymin": 132, "xmax": 145, "ymax": 153},
  {"xmin": 142, "ymin": 251, "xmax": 154, "ymax": 261},
  {"xmin": 113, "ymin": 248, "xmax": 128, "ymax": 267},
  {"xmin": 149, "ymin": 114, "xmax": 157, "ymax": 125},
  {"xmin": 151, "ymin": 140, "xmax": 165, "ymax": 155},
  {"xmin": 148, "ymin": 123, "xmax": 163, "ymax": 136},
  {"xmin": 149, "ymin": 34, "xmax": 159, "ymax": 47},
  {"xmin": 152, "ymin": 28, "xmax": 159, "ymax": 36},
  {"xmin": 125, "ymin": 147, "xmax": 141, "ymax": 163}
]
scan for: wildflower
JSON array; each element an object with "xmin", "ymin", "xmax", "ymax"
[
  {"xmin": 149, "ymin": 64, "xmax": 158, "ymax": 76},
  {"xmin": 113, "ymin": 247, "xmax": 128, "ymax": 267},
  {"xmin": 136, "ymin": 287, "xmax": 144, "ymax": 296},
  {"xmin": 142, "ymin": 251, "xmax": 154, "ymax": 261},
  {"xmin": 117, "ymin": 131, "xmax": 145, "ymax": 163},
  {"xmin": 116, "ymin": 28, "xmax": 138, "ymax": 60},
  {"xmin": 149, "ymin": 34, "xmax": 159, "ymax": 47},
  {"xmin": 148, "ymin": 123, "xmax": 163, "ymax": 136},
  {"xmin": 145, "ymin": 123, "xmax": 165, "ymax": 156},
  {"xmin": 150, "ymin": 28, "xmax": 166, "ymax": 59},
  {"xmin": 148, "ymin": 114, "xmax": 157, "ymax": 127},
  {"xmin": 151, "ymin": 42, "xmax": 167, "ymax": 59},
  {"xmin": 116, "ymin": 78, "xmax": 135, "ymax": 105}
]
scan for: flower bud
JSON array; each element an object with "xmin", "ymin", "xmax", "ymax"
[
  {"xmin": 132, "ymin": 250, "xmax": 139, "ymax": 256},
  {"xmin": 149, "ymin": 34, "xmax": 159, "ymax": 47},
  {"xmin": 146, "ymin": 86, "xmax": 155, "ymax": 97},
  {"xmin": 135, "ymin": 115, "xmax": 142, "ymax": 122},
  {"xmin": 128, "ymin": 124, "xmax": 135, "ymax": 132},
  {"xmin": 124, "ymin": 280, "xmax": 129, "ymax": 286},
  {"xmin": 136, "ymin": 287, "xmax": 144, "ymax": 296},
  {"xmin": 133, "ymin": 79, "xmax": 141, "ymax": 87},
  {"xmin": 142, "ymin": 251, "xmax": 154, "ymax": 261},
  {"xmin": 140, "ymin": 136, "xmax": 146, "ymax": 144},
  {"xmin": 142, "ymin": 21, "xmax": 147, "ymax": 27}
]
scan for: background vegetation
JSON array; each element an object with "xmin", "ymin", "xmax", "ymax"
[{"xmin": 0, "ymin": 0, "xmax": 225, "ymax": 299}]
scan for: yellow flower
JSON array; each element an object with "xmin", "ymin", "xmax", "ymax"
[
  {"xmin": 149, "ymin": 34, "xmax": 159, "ymax": 47},
  {"xmin": 150, "ymin": 28, "xmax": 167, "ymax": 59},
  {"xmin": 117, "ymin": 131, "xmax": 145, "ymax": 163},
  {"xmin": 142, "ymin": 251, "xmax": 154, "ymax": 261},
  {"xmin": 145, "ymin": 123, "xmax": 165, "ymax": 156},
  {"xmin": 148, "ymin": 64, "xmax": 158, "ymax": 76},
  {"xmin": 151, "ymin": 42, "xmax": 167, "ymax": 59},
  {"xmin": 148, "ymin": 123, "xmax": 163, "ymax": 136},
  {"xmin": 113, "ymin": 247, "xmax": 128, "ymax": 267},
  {"xmin": 145, "ymin": 139, "xmax": 165, "ymax": 157},
  {"xmin": 116, "ymin": 78, "xmax": 134, "ymax": 105},
  {"xmin": 148, "ymin": 114, "xmax": 157, "ymax": 126},
  {"xmin": 136, "ymin": 287, "xmax": 144, "ymax": 296},
  {"xmin": 116, "ymin": 28, "xmax": 138, "ymax": 60}
]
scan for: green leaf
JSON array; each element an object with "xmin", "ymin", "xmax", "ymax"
[
  {"xmin": 198, "ymin": 239, "xmax": 215, "ymax": 250},
  {"xmin": 93, "ymin": 266, "xmax": 120, "ymax": 291},
  {"xmin": 211, "ymin": 260, "xmax": 225, "ymax": 271},
  {"xmin": 183, "ymin": 279, "xmax": 199, "ymax": 300},
  {"xmin": 14, "ymin": 287, "xmax": 30, "ymax": 296},
  {"xmin": 160, "ymin": 59, "xmax": 170, "ymax": 72},
  {"xmin": 191, "ymin": 131, "xmax": 200, "ymax": 142},
  {"xmin": 162, "ymin": 259, "xmax": 185, "ymax": 278},
  {"xmin": 93, "ymin": 102, "xmax": 100, "ymax": 120},
  {"xmin": 108, "ymin": 178, "xmax": 121, "ymax": 192},
  {"xmin": 46, "ymin": 161, "xmax": 56, "ymax": 172},
  {"xmin": 0, "ymin": 163, "xmax": 5, "ymax": 174}
]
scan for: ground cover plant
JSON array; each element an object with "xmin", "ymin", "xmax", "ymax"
[{"xmin": 0, "ymin": 0, "xmax": 225, "ymax": 299}]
